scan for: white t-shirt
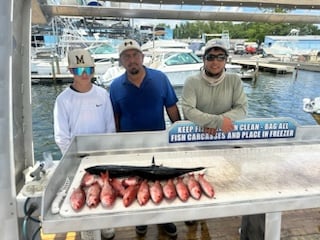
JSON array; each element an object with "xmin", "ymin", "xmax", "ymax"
[{"xmin": 54, "ymin": 84, "xmax": 115, "ymax": 154}]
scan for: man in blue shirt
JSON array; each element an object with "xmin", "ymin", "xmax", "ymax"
[
  {"xmin": 109, "ymin": 39, "xmax": 181, "ymax": 237},
  {"xmin": 110, "ymin": 39, "xmax": 180, "ymax": 132}
]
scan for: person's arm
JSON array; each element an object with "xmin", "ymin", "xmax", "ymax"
[
  {"xmin": 105, "ymin": 93, "xmax": 116, "ymax": 133},
  {"xmin": 182, "ymin": 75, "xmax": 247, "ymax": 130},
  {"xmin": 220, "ymin": 117, "xmax": 235, "ymax": 133},
  {"xmin": 222, "ymin": 78, "xmax": 248, "ymax": 121},
  {"xmin": 162, "ymin": 73, "xmax": 181, "ymax": 124},
  {"xmin": 113, "ymin": 113, "xmax": 121, "ymax": 132},
  {"xmin": 166, "ymin": 104, "xmax": 181, "ymax": 123},
  {"xmin": 182, "ymin": 77, "xmax": 224, "ymax": 129},
  {"xmin": 215, "ymin": 77, "xmax": 247, "ymax": 133},
  {"xmin": 109, "ymin": 84, "xmax": 121, "ymax": 132},
  {"xmin": 204, "ymin": 127, "xmax": 217, "ymax": 135},
  {"xmin": 53, "ymin": 99, "xmax": 71, "ymax": 154}
]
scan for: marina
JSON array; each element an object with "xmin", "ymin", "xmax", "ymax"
[
  {"xmin": 31, "ymin": 70, "xmax": 320, "ymax": 240},
  {"xmin": 31, "ymin": 53, "xmax": 306, "ymax": 85},
  {"xmin": 31, "ymin": 70, "xmax": 320, "ymax": 162},
  {"xmin": 29, "ymin": 24, "xmax": 320, "ymax": 240},
  {"xmin": 30, "ymin": 57, "xmax": 306, "ymax": 85}
]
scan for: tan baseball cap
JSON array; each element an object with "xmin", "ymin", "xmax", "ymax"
[
  {"xmin": 68, "ymin": 49, "xmax": 95, "ymax": 68},
  {"xmin": 204, "ymin": 39, "xmax": 229, "ymax": 55},
  {"xmin": 118, "ymin": 39, "xmax": 142, "ymax": 56}
]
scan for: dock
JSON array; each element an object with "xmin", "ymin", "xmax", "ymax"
[
  {"xmin": 31, "ymin": 74, "xmax": 74, "ymax": 84},
  {"xmin": 31, "ymin": 74, "xmax": 98, "ymax": 84},
  {"xmin": 269, "ymin": 61, "xmax": 320, "ymax": 72},
  {"xmin": 231, "ymin": 54, "xmax": 320, "ymax": 74},
  {"xmin": 231, "ymin": 58, "xmax": 295, "ymax": 74}
]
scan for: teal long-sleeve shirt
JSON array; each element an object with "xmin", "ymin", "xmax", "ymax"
[{"xmin": 181, "ymin": 72, "xmax": 248, "ymax": 129}]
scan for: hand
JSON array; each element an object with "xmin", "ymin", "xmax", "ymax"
[
  {"xmin": 204, "ymin": 127, "xmax": 217, "ymax": 135},
  {"xmin": 221, "ymin": 117, "xmax": 234, "ymax": 133}
]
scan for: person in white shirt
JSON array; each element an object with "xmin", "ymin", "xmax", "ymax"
[
  {"xmin": 54, "ymin": 48, "xmax": 115, "ymax": 154},
  {"xmin": 53, "ymin": 48, "xmax": 116, "ymax": 240}
]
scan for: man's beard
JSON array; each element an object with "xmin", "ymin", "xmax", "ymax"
[
  {"xmin": 204, "ymin": 67, "xmax": 222, "ymax": 77},
  {"xmin": 129, "ymin": 68, "xmax": 139, "ymax": 75}
]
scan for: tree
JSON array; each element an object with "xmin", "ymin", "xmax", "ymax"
[{"xmin": 172, "ymin": 21, "xmax": 319, "ymax": 43}]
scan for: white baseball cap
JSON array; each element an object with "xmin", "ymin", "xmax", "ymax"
[
  {"xmin": 118, "ymin": 39, "xmax": 142, "ymax": 56},
  {"xmin": 204, "ymin": 39, "xmax": 229, "ymax": 55},
  {"xmin": 68, "ymin": 49, "xmax": 95, "ymax": 68}
]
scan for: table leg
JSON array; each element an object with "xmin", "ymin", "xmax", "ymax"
[{"xmin": 265, "ymin": 212, "xmax": 282, "ymax": 240}]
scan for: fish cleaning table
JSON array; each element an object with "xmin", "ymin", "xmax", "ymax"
[{"xmin": 41, "ymin": 118, "xmax": 320, "ymax": 240}]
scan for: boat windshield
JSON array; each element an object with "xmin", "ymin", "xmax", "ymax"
[
  {"xmin": 164, "ymin": 52, "xmax": 202, "ymax": 66},
  {"xmin": 88, "ymin": 44, "xmax": 117, "ymax": 54}
]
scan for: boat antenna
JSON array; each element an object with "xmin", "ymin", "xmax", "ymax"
[{"xmin": 152, "ymin": 156, "xmax": 155, "ymax": 166}]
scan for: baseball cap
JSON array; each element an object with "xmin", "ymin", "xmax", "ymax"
[
  {"xmin": 68, "ymin": 49, "xmax": 95, "ymax": 68},
  {"xmin": 118, "ymin": 39, "xmax": 142, "ymax": 56},
  {"xmin": 204, "ymin": 39, "xmax": 229, "ymax": 56}
]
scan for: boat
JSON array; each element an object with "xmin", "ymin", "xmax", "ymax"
[
  {"xmin": 31, "ymin": 18, "xmax": 121, "ymax": 76},
  {"xmin": 31, "ymin": 42, "xmax": 119, "ymax": 76},
  {"xmin": 98, "ymin": 49, "xmax": 255, "ymax": 87},
  {"xmin": 32, "ymin": 56, "xmax": 117, "ymax": 76},
  {"xmin": 86, "ymin": 42, "xmax": 119, "ymax": 62},
  {"xmin": 303, "ymin": 97, "xmax": 320, "ymax": 124},
  {"xmin": 262, "ymin": 41, "xmax": 312, "ymax": 60},
  {"xmin": 311, "ymin": 113, "xmax": 320, "ymax": 125},
  {"xmin": 188, "ymin": 40, "xmax": 206, "ymax": 57},
  {"xmin": 262, "ymin": 29, "xmax": 320, "ymax": 61},
  {"xmin": 141, "ymin": 39, "xmax": 190, "ymax": 52}
]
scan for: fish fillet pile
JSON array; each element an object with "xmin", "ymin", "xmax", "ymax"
[{"xmin": 69, "ymin": 171, "xmax": 215, "ymax": 211}]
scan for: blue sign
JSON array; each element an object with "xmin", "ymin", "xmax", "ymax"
[{"xmin": 169, "ymin": 119, "xmax": 297, "ymax": 143}]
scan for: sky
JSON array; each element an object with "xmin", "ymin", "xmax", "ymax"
[
  {"xmin": 101, "ymin": 2, "xmax": 320, "ymax": 29},
  {"xmin": 53, "ymin": 0, "xmax": 320, "ymax": 29}
]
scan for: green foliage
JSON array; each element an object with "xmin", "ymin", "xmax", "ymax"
[{"xmin": 172, "ymin": 21, "xmax": 320, "ymax": 43}]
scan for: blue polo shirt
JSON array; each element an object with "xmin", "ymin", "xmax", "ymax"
[{"xmin": 109, "ymin": 67, "xmax": 178, "ymax": 132}]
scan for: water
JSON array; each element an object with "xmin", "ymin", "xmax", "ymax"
[{"xmin": 32, "ymin": 70, "xmax": 320, "ymax": 161}]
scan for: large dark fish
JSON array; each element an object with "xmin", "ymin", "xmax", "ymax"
[{"xmin": 85, "ymin": 157, "xmax": 205, "ymax": 181}]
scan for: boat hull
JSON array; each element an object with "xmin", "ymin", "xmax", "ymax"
[{"xmin": 311, "ymin": 113, "xmax": 320, "ymax": 125}]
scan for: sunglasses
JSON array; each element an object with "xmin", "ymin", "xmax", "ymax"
[
  {"xmin": 71, "ymin": 67, "xmax": 94, "ymax": 76},
  {"xmin": 205, "ymin": 54, "xmax": 227, "ymax": 62}
]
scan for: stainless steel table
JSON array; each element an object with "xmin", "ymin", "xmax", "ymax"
[{"xmin": 41, "ymin": 119, "xmax": 320, "ymax": 240}]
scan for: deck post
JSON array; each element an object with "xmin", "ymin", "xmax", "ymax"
[
  {"xmin": 51, "ymin": 55, "xmax": 56, "ymax": 83},
  {"xmin": 265, "ymin": 212, "xmax": 282, "ymax": 240}
]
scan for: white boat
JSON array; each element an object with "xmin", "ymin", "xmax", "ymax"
[
  {"xmin": 98, "ymin": 49, "xmax": 255, "ymax": 87},
  {"xmin": 86, "ymin": 42, "xmax": 119, "ymax": 62},
  {"xmin": 141, "ymin": 39, "xmax": 189, "ymax": 52},
  {"xmin": 262, "ymin": 29, "xmax": 318, "ymax": 60},
  {"xmin": 262, "ymin": 41, "xmax": 312, "ymax": 60},
  {"xmin": 31, "ymin": 56, "xmax": 117, "ymax": 76},
  {"xmin": 31, "ymin": 43, "xmax": 119, "ymax": 76},
  {"xmin": 303, "ymin": 97, "xmax": 320, "ymax": 114},
  {"xmin": 31, "ymin": 18, "xmax": 120, "ymax": 76},
  {"xmin": 303, "ymin": 97, "xmax": 320, "ymax": 124}
]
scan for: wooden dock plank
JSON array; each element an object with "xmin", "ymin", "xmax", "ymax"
[
  {"xmin": 41, "ymin": 208, "xmax": 320, "ymax": 240},
  {"xmin": 231, "ymin": 59, "xmax": 295, "ymax": 74}
]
